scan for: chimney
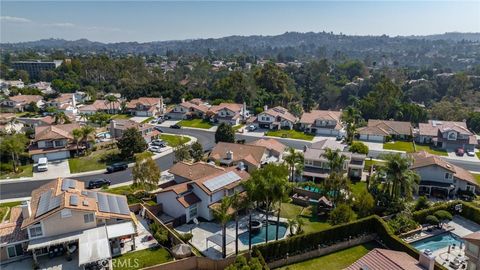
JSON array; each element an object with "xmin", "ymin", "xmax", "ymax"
[
  {"xmin": 419, "ymin": 251, "xmax": 435, "ymax": 270},
  {"xmin": 181, "ymin": 98, "xmax": 185, "ymax": 103},
  {"xmin": 21, "ymin": 200, "xmax": 32, "ymax": 219},
  {"xmin": 226, "ymin": 150, "xmax": 233, "ymax": 160},
  {"xmin": 263, "ymin": 105, "xmax": 268, "ymax": 112}
]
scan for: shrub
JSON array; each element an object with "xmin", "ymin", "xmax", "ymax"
[
  {"xmin": 425, "ymin": 215, "xmax": 439, "ymax": 227},
  {"xmin": 387, "ymin": 213, "xmax": 420, "ymax": 235},
  {"xmin": 414, "ymin": 196, "xmax": 430, "ymax": 211},
  {"xmin": 434, "ymin": 210, "xmax": 452, "ymax": 221},
  {"xmin": 179, "ymin": 233, "xmax": 193, "ymax": 242},
  {"xmin": 328, "ymin": 204, "xmax": 357, "ymax": 225},
  {"xmin": 349, "ymin": 141, "xmax": 369, "ymax": 154}
]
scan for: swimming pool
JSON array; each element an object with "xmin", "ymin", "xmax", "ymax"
[
  {"xmin": 238, "ymin": 222, "xmax": 288, "ymax": 245},
  {"xmin": 411, "ymin": 232, "xmax": 463, "ymax": 252}
]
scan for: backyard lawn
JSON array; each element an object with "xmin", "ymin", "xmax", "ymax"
[
  {"xmin": 383, "ymin": 141, "xmax": 414, "ymax": 152},
  {"xmin": 349, "ymin": 181, "xmax": 368, "ymax": 199},
  {"xmin": 178, "ymin": 118, "xmax": 214, "ymax": 129},
  {"xmin": 364, "ymin": 159, "xmax": 385, "ymax": 172},
  {"xmin": 160, "ymin": 134, "xmax": 191, "ymax": 147},
  {"xmin": 266, "ymin": 130, "xmax": 314, "ymax": 141},
  {"xmin": 277, "ymin": 241, "xmax": 380, "ymax": 270},
  {"xmin": 414, "ymin": 144, "xmax": 448, "ymax": 156},
  {"xmin": 112, "ymin": 246, "xmax": 172, "ymax": 270},
  {"xmin": 69, "ymin": 148, "xmax": 120, "ymax": 173},
  {"xmin": 474, "ymin": 174, "xmax": 480, "ymax": 186},
  {"xmin": 280, "ymin": 202, "xmax": 331, "ymax": 233},
  {"xmin": 111, "ymin": 114, "xmax": 133, "ymax": 120},
  {"xmin": 0, "ymin": 201, "xmax": 22, "ymax": 221},
  {"xmin": 0, "ymin": 164, "xmax": 33, "ymax": 179}
]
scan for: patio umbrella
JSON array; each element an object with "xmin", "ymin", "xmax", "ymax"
[{"xmin": 172, "ymin": 244, "xmax": 192, "ymax": 259}]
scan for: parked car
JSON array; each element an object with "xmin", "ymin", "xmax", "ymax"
[
  {"xmin": 106, "ymin": 162, "xmax": 128, "ymax": 173},
  {"xmin": 170, "ymin": 124, "xmax": 181, "ymax": 129},
  {"xmin": 247, "ymin": 125, "xmax": 257, "ymax": 131},
  {"xmin": 154, "ymin": 126, "xmax": 163, "ymax": 133},
  {"xmin": 37, "ymin": 157, "xmax": 48, "ymax": 172},
  {"xmin": 466, "ymin": 150, "xmax": 475, "ymax": 157},
  {"xmin": 87, "ymin": 178, "xmax": 111, "ymax": 189},
  {"xmin": 151, "ymin": 139, "xmax": 166, "ymax": 147},
  {"xmin": 456, "ymin": 148, "xmax": 465, "ymax": 156},
  {"xmin": 148, "ymin": 145, "xmax": 162, "ymax": 153}
]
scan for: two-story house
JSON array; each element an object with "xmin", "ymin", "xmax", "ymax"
[
  {"xmin": 357, "ymin": 119, "xmax": 412, "ymax": 142},
  {"xmin": 254, "ymin": 106, "xmax": 297, "ymax": 130},
  {"xmin": 411, "ymin": 151, "xmax": 478, "ymax": 198},
  {"xmin": 168, "ymin": 98, "xmax": 210, "ymax": 120},
  {"xmin": 302, "ymin": 139, "xmax": 365, "ymax": 182},
  {"xmin": 300, "ymin": 110, "xmax": 344, "ymax": 136},
  {"xmin": 247, "ymin": 138, "xmax": 286, "ymax": 161},
  {"xmin": 28, "ymin": 123, "xmax": 81, "ymax": 162},
  {"xmin": 45, "ymin": 94, "xmax": 77, "ymax": 114},
  {"xmin": 126, "ymin": 97, "xmax": 165, "ymax": 117},
  {"xmin": 209, "ymin": 142, "xmax": 270, "ymax": 172},
  {"xmin": 1, "ymin": 95, "xmax": 43, "ymax": 112},
  {"xmin": 208, "ymin": 103, "xmax": 250, "ymax": 126},
  {"xmin": 0, "ymin": 178, "xmax": 136, "ymax": 267},
  {"xmin": 434, "ymin": 122, "xmax": 477, "ymax": 152},
  {"xmin": 78, "ymin": 99, "xmax": 122, "ymax": 115},
  {"xmin": 109, "ymin": 119, "xmax": 159, "ymax": 143},
  {"xmin": 155, "ymin": 162, "xmax": 250, "ymax": 223},
  {"xmin": 464, "ymin": 232, "xmax": 480, "ymax": 270}
]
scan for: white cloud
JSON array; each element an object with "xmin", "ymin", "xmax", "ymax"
[
  {"xmin": 47, "ymin": 22, "xmax": 76, "ymax": 28},
  {"xmin": 0, "ymin": 16, "xmax": 32, "ymax": 23}
]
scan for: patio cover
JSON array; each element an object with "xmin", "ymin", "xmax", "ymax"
[
  {"xmin": 106, "ymin": 221, "xmax": 136, "ymax": 239},
  {"xmin": 206, "ymin": 233, "xmax": 235, "ymax": 248},
  {"xmin": 78, "ymin": 226, "xmax": 111, "ymax": 266},
  {"xmin": 28, "ymin": 230, "xmax": 82, "ymax": 250}
]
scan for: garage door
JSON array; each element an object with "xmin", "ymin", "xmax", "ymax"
[{"xmin": 33, "ymin": 151, "xmax": 70, "ymax": 162}]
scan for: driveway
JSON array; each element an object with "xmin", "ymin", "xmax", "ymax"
[
  {"xmin": 33, "ymin": 159, "xmax": 71, "ymax": 179},
  {"xmin": 157, "ymin": 120, "xmax": 179, "ymax": 127},
  {"xmin": 447, "ymin": 150, "xmax": 479, "ymax": 162}
]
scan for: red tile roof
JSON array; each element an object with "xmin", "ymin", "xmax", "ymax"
[{"xmin": 345, "ymin": 248, "xmax": 425, "ymax": 270}]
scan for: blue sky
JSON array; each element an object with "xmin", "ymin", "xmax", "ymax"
[{"xmin": 1, "ymin": 1, "xmax": 479, "ymax": 43}]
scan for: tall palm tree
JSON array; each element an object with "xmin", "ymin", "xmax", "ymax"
[
  {"xmin": 211, "ymin": 196, "xmax": 233, "ymax": 258},
  {"xmin": 274, "ymin": 176, "xmax": 290, "ymax": 240},
  {"xmin": 53, "ymin": 111, "xmax": 70, "ymax": 124},
  {"xmin": 341, "ymin": 106, "xmax": 362, "ymax": 145},
  {"xmin": 242, "ymin": 178, "xmax": 259, "ymax": 251},
  {"xmin": 230, "ymin": 192, "xmax": 241, "ymax": 255},
  {"xmin": 80, "ymin": 126, "xmax": 96, "ymax": 150},
  {"xmin": 105, "ymin": 95, "xmax": 118, "ymax": 114},
  {"xmin": 323, "ymin": 148, "xmax": 347, "ymax": 173},
  {"xmin": 323, "ymin": 148, "xmax": 349, "ymax": 203},
  {"xmin": 284, "ymin": 148, "xmax": 304, "ymax": 182},
  {"xmin": 79, "ymin": 113, "xmax": 89, "ymax": 123},
  {"xmin": 72, "ymin": 128, "xmax": 82, "ymax": 156},
  {"xmin": 380, "ymin": 153, "xmax": 420, "ymax": 201}
]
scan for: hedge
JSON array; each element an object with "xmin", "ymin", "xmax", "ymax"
[{"xmin": 412, "ymin": 201, "xmax": 480, "ymax": 225}]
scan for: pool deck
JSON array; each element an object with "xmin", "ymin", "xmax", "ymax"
[{"xmin": 175, "ymin": 211, "xmax": 289, "ymax": 259}]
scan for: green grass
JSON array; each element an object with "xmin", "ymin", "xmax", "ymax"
[
  {"xmin": 111, "ymin": 114, "xmax": 133, "ymax": 120},
  {"xmin": 0, "ymin": 164, "xmax": 33, "ymax": 179},
  {"xmin": 277, "ymin": 241, "xmax": 380, "ymax": 270},
  {"xmin": 280, "ymin": 203, "xmax": 331, "ymax": 233},
  {"xmin": 364, "ymin": 159, "xmax": 386, "ymax": 172},
  {"xmin": 178, "ymin": 118, "xmax": 214, "ymax": 129},
  {"xmin": 266, "ymin": 129, "xmax": 314, "ymax": 141},
  {"xmin": 112, "ymin": 246, "xmax": 172, "ymax": 270},
  {"xmin": 141, "ymin": 116, "xmax": 155, "ymax": 123},
  {"xmin": 160, "ymin": 134, "xmax": 191, "ymax": 147},
  {"xmin": 477, "ymin": 152, "xmax": 480, "ymax": 159},
  {"xmin": 233, "ymin": 124, "xmax": 245, "ymax": 132},
  {"xmin": 280, "ymin": 203, "xmax": 304, "ymax": 219},
  {"xmin": 0, "ymin": 201, "xmax": 22, "ymax": 221},
  {"xmin": 383, "ymin": 141, "xmax": 415, "ymax": 152},
  {"xmin": 69, "ymin": 148, "xmax": 120, "ymax": 173},
  {"xmin": 474, "ymin": 174, "xmax": 480, "ymax": 186},
  {"xmin": 349, "ymin": 182, "xmax": 367, "ymax": 199},
  {"xmin": 414, "ymin": 144, "xmax": 448, "ymax": 156}
]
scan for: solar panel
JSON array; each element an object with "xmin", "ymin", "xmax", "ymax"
[
  {"xmin": 61, "ymin": 179, "xmax": 76, "ymax": 191},
  {"xmin": 35, "ymin": 190, "xmax": 62, "ymax": 217},
  {"xmin": 70, "ymin": 195, "xmax": 79, "ymax": 206},
  {"xmin": 107, "ymin": 194, "xmax": 120, "ymax": 214},
  {"xmin": 97, "ymin": 193, "xmax": 109, "ymax": 212},
  {"xmin": 203, "ymin": 171, "xmax": 241, "ymax": 192},
  {"xmin": 116, "ymin": 196, "xmax": 130, "ymax": 215},
  {"xmin": 96, "ymin": 193, "xmax": 130, "ymax": 215}
]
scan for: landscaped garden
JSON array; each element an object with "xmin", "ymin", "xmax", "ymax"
[
  {"xmin": 178, "ymin": 118, "xmax": 214, "ymax": 129},
  {"xmin": 277, "ymin": 241, "xmax": 380, "ymax": 270},
  {"xmin": 265, "ymin": 129, "xmax": 314, "ymax": 141},
  {"xmin": 160, "ymin": 134, "xmax": 191, "ymax": 147},
  {"xmin": 363, "ymin": 159, "xmax": 386, "ymax": 172},
  {"xmin": 69, "ymin": 148, "xmax": 120, "ymax": 173},
  {"xmin": 382, "ymin": 141, "xmax": 414, "ymax": 152},
  {"xmin": 414, "ymin": 144, "xmax": 448, "ymax": 156},
  {"xmin": 102, "ymin": 184, "xmax": 157, "ymax": 205},
  {"xmin": 112, "ymin": 246, "xmax": 172, "ymax": 270},
  {"xmin": 0, "ymin": 164, "xmax": 33, "ymax": 179},
  {"xmin": 110, "ymin": 114, "xmax": 133, "ymax": 120},
  {"xmin": 280, "ymin": 202, "xmax": 331, "ymax": 234}
]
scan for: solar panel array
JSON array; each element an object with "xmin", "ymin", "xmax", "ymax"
[
  {"xmin": 61, "ymin": 179, "xmax": 76, "ymax": 191},
  {"xmin": 97, "ymin": 193, "xmax": 130, "ymax": 215},
  {"xmin": 70, "ymin": 195, "xmax": 79, "ymax": 206},
  {"xmin": 203, "ymin": 171, "xmax": 241, "ymax": 192},
  {"xmin": 35, "ymin": 190, "xmax": 62, "ymax": 217}
]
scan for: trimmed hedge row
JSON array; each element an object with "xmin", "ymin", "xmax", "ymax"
[{"xmin": 412, "ymin": 201, "xmax": 480, "ymax": 225}]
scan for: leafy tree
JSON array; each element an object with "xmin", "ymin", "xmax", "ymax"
[
  {"xmin": 328, "ymin": 204, "xmax": 356, "ymax": 225},
  {"xmin": 190, "ymin": 141, "xmax": 203, "ymax": 162},
  {"xmin": 426, "ymin": 215, "xmax": 440, "ymax": 227},
  {"xmin": 466, "ymin": 112, "xmax": 480, "ymax": 134},
  {"xmin": 354, "ymin": 190, "xmax": 375, "ymax": 217},
  {"xmin": 349, "ymin": 141, "xmax": 369, "ymax": 155},
  {"xmin": 0, "ymin": 134, "xmax": 29, "ymax": 173},
  {"xmin": 117, "ymin": 128, "xmax": 147, "ymax": 159},
  {"xmin": 224, "ymin": 255, "xmax": 264, "ymax": 270},
  {"xmin": 387, "ymin": 213, "xmax": 419, "ymax": 234},
  {"xmin": 341, "ymin": 106, "xmax": 362, "ymax": 144},
  {"xmin": 211, "ymin": 196, "xmax": 233, "ymax": 258},
  {"xmin": 414, "ymin": 196, "xmax": 430, "ymax": 211},
  {"xmin": 358, "ymin": 79, "xmax": 402, "ymax": 120},
  {"xmin": 215, "ymin": 122, "xmax": 235, "ymax": 143},
  {"xmin": 174, "ymin": 144, "xmax": 191, "ymax": 162},
  {"xmin": 132, "ymin": 152, "xmax": 160, "ymax": 191},
  {"xmin": 434, "ymin": 210, "xmax": 452, "ymax": 227}
]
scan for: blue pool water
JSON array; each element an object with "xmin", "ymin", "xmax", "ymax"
[
  {"xmin": 411, "ymin": 233, "xmax": 463, "ymax": 252},
  {"xmin": 238, "ymin": 223, "xmax": 288, "ymax": 245}
]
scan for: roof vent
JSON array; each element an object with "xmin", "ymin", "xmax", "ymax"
[
  {"xmin": 83, "ymin": 200, "xmax": 89, "ymax": 206},
  {"xmin": 70, "ymin": 195, "xmax": 79, "ymax": 206}
]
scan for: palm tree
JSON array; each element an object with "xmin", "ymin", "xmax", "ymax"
[
  {"xmin": 323, "ymin": 149, "xmax": 349, "ymax": 203},
  {"xmin": 341, "ymin": 106, "xmax": 362, "ymax": 145},
  {"xmin": 287, "ymin": 218, "xmax": 298, "ymax": 236},
  {"xmin": 295, "ymin": 216, "xmax": 305, "ymax": 234},
  {"xmin": 274, "ymin": 179, "xmax": 290, "ymax": 240},
  {"xmin": 380, "ymin": 153, "xmax": 420, "ymax": 201},
  {"xmin": 80, "ymin": 126, "xmax": 96, "ymax": 150},
  {"xmin": 323, "ymin": 148, "xmax": 347, "ymax": 173},
  {"xmin": 53, "ymin": 111, "xmax": 70, "ymax": 124},
  {"xmin": 72, "ymin": 128, "xmax": 82, "ymax": 156},
  {"xmin": 284, "ymin": 148, "xmax": 304, "ymax": 182},
  {"xmin": 242, "ymin": 178, "xmax": 259, "ymax": 251},
  {"xmin": 79, "ymin": 113, "xmax": 89, "ymax": 122},
  {"xmin": 211, "ymin": 196, "xmax": 233, "ymax": 258},
  {"xmin": 105, "ymin": 95, "xmax": 118, "ymax": 114},
  {"xmin": 230, "ymin": 192, "xmax": 242, "ymax": 255}
]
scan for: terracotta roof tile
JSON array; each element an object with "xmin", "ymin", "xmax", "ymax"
[
  {"xmin": 261, "ymin": 106, "xmax": 297, "ymax": 123},
  {"xmin": 300, "ymin": 110, "xmax": 343, "ymax": 130},
  {"xmin": 8, "ymin": 95, "xmax": 43, "ymax": 105},
  {"xmin": 358, "ymin": 120, "xmax": 412, "ymax": 136},
  {"xmin": 210, "ymin": 142, "xmax": 266, "ymax": 166},
  {"xmin": 248, "ymin": 138, "xmax": 286, "ymax": 156},
  {"xmin": 345, "ymin": 248, "xmax": 424, "ymax": 270}
]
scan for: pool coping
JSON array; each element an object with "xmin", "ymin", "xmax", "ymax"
[{"xmin": 405, "ymin": 227, "xmax": 455, "ymax": 244}]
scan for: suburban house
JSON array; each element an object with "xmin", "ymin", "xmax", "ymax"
[
  {"xmin": 1, "ymin": 95, "xmax": 43, "ymax": 112},
  {"xmin": 109, "ymin": 119, "xmax": 160, "ymax": 143},
  {"xmin": 208, "ymin": 103, "xmax": 250, "ymax": 126},
  {"xmin": 357, "ymin": 119, "xmax": 412, "ymax": 142},
  {"xmin": 253, "ymin": 106, "xmax": 297, "ymax": 130},
  {"xmin": 299, "ymin": 110, "xmax": 344, "ymax": 136},
  {"xmin": 126, "ymin": 97, "xmax": 165, "ymax": 117},
  {"xmin": 168, "ymin": 98, "xmax": 210, "ymax": 120},
  {"xmin": 29, "ymin": 123, "xmax": 81, "ymax": 162},
  {"xmin": 417, "ymin": 120, "xmax": 477, "ymax": 152},
  {"xmin": 18, "ymin": 116, "xmax": 56, "ymax": 130},
  {"xmin": 78, "ymin": 99, "xmax": 122, "ymax": 115},
  {"xmin": 0, "ymin": 178, "xmax": 136, "ymax": 268},
  {"xmin": 45, "ymin": 94, "xmax": 77, "ymax": 114},
  {"xmin": 302, "ymin": 139, "xmax": 365, "ymax": 181},
  {"xmin": 0, "ymin": 113, "xmax": 24, "ymax": 134},
  {"xmin": 209, "ymin": 142, "xmax": 269, "ymax": 172},
  {"xmin": 155, "ymin": 162, "xmax": 250, "ymax": 223},
  {"xmin": 247, "ymin": 138, "xmax": 286, "ymax": 161},
  {"xmin": 464, "ymin": 232, "xmax": 480, "ymax": 270},
  {"xmin": 411, "ymin": 151, "xmax": 478, "ymax": 198},
  {"xmin": 28, "ymin": 82, "xmax": 55, "ymax": 95},
  {"xmin": 346, "ymin": 248, "xmax": 435, "ymax": 270}
]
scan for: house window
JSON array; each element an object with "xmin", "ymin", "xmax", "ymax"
[
  {"xmin": 447, "ymin": 132, "xmax": 457, "ymax": 140},
  {"xmin": 61, "ymin": 209, "xmax": 72, "ymax": 218},
  {"xmin": 44, "ymin": 141, "xmax": 54, "ymax": 148},
  {"xmin": 7, "ymin": 244, "xmax": 24, "ymax": 258},
  {"xmin": 84, "ymin": 213, "xmax": 94, "ymax": 223},
  {"xmin": 29, "ymin": 223, "xmax": 43, "ymax": 238},
  {"xmin": 189, "ymin": 204, "xmax": 198, "ymax": 218},
  {"xmin": 445, "ymin": 173, "xmax": 452, "ymax": 179}
]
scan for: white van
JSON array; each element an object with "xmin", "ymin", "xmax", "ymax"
[{"xmin": 37, "ymin": 157, "xmax": 48, "ymax": 172}]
